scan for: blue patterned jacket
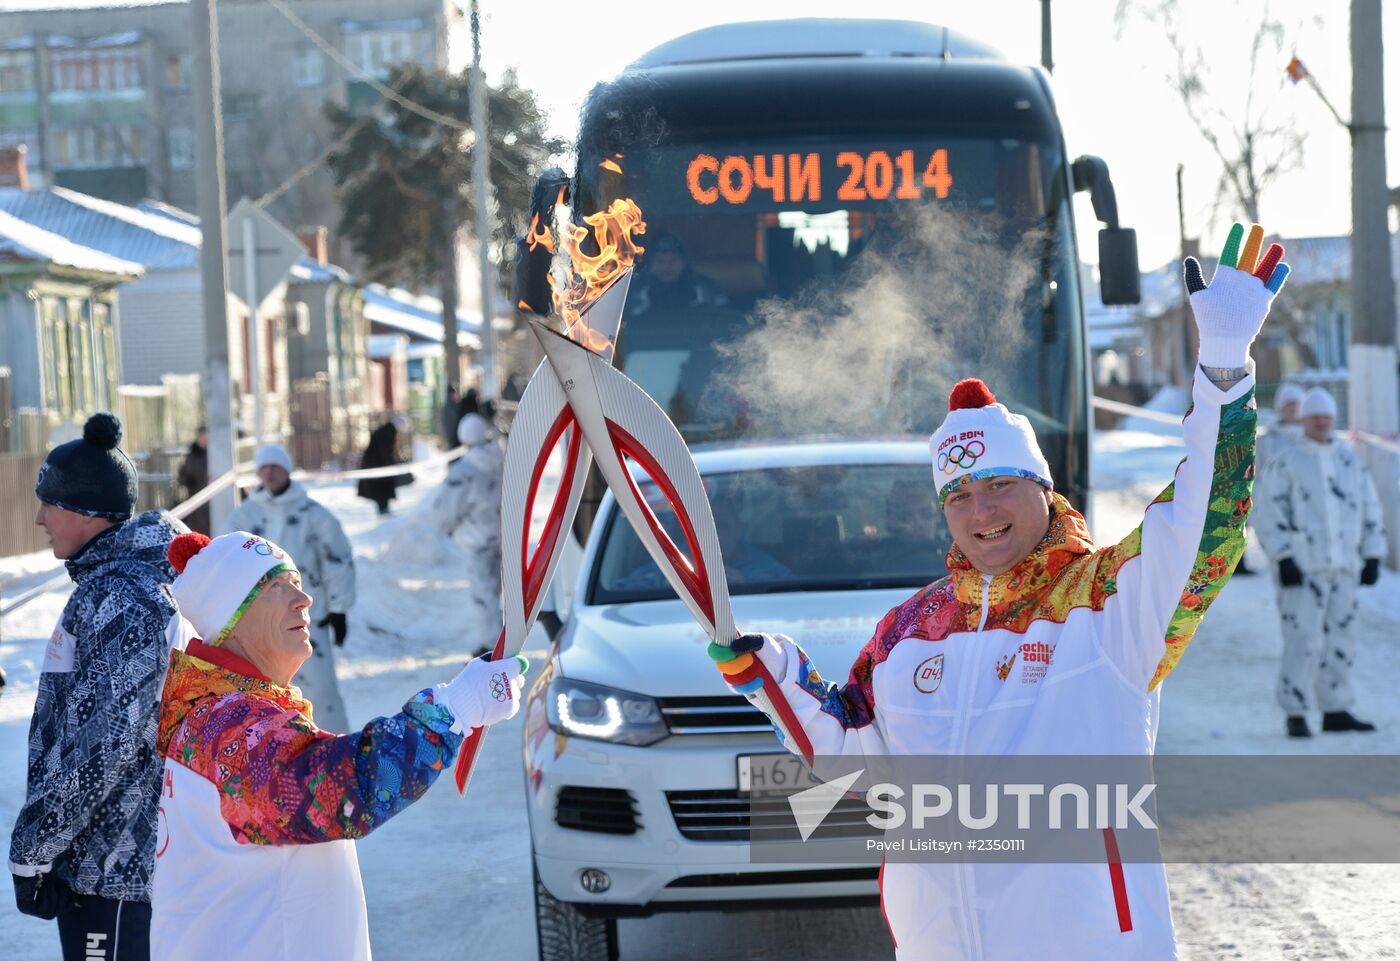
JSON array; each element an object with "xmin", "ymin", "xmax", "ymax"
[{"xmin": 9, "ymin": 511, "xmax": 185, "ymax": 902}]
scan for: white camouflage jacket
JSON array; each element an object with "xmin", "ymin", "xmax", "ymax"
[
  {"xmin": 1254, "ymin": 436, "xmax": 1386, "ymax": 574},
  {"xmin": 226, "ymin": 482, "xmax": 356, "ymax": 618}
]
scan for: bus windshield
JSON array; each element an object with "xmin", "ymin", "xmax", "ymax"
[{"xmin": 578, "ymin": 130, "xmax": 1087, "ymax": 499}]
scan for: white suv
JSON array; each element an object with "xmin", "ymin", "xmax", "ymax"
[{"xmin": 523, "ymin": 441, "xmax": 948, "ymax": 961}]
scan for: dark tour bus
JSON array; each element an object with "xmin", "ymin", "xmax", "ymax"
[
  {"xmin": 520, "ymin": 18, "xmax": 1140, "ymax": 550},
  {"xmin": 516, "ymin": 23, "xmax": 1144, "ymax": 956}
]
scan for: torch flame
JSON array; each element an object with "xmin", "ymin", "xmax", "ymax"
[
  {"xmin": 526, "ymin": 186, "xmax": 564, "ymax": 254},
  {"xmin": 554, "ymin": 198, "xmax": 646, "ymax": 351},
  {"xmin": 527, "ymin": 168, "xmax": 645, "ymax": 353},
  {"xmin": 548, "ymin": 158, "xmax": 645, "ymax": 352}
]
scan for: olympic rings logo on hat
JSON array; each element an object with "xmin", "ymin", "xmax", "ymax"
[
  {"xmin": 937, "ymin": 440, "xmax": 985, "ymax": 475},
  {"xmin": 248, "ymin": 540, "xmax": 286, "ymax": 559}
]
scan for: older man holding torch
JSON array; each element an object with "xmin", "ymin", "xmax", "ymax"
[
  {"xmin": 710, "ymin": 224, "xmax": 1288, "ymax": 960},
  {"xmin": 151, "ymin": 531, "xmax": 526, "ymax": 961}
]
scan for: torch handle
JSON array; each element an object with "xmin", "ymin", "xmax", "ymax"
[{"xmin": 452, "ymin": 625, "xmax": 508, "ymax": 794}]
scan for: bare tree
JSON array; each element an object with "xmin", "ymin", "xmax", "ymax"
[{"xmin": 1116, "ymin": 0, "xmax": 1320, "ymax": 365}]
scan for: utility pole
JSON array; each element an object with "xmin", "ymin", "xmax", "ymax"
[
  {"xmin": 470, "ymin": 0, "xmax": 496, "ymax": 399},
  {"xmin": 1040, "ymin": 0, "xmax": 1053, "ymax": 73},
  {"xmin": 1349, "ymin": 0, "xmax": 1399, "ymax": 562},
  {"xmin": 441, "ymin": 192, "xmax": 462, "ymax": 395},
  {"xmin": 34, "ymin": 31, "xmax": 51, "ymax": 187},
  {"xmin": 1176, "ymin": 164, "xmax": 1191, "ymax": 387},
  {"xmin": 192, "ymin": 0, "xmax": 236, "ymax": 530}
]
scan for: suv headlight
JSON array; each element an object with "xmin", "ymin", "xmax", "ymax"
[{"xmin": 547, "ymin": 677, "xmax": 668, "ymax": 746}]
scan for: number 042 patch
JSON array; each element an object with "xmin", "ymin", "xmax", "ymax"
[{"xmin": 913, "ymin": 654, "xmax": 945, "ymax": 694}]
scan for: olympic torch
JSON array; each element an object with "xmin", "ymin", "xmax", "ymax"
[{"xmin": 452, "ymin": 275, "xmax": 630, "ymax": 794}]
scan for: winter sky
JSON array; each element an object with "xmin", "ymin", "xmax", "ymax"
[
  {"xmin": 10, "ymin": 0, "xmax": 1400, "ymax": 270},
  {"xmin": 474, "ymin": 0, "xmax": 1398, "ymax": 271}
]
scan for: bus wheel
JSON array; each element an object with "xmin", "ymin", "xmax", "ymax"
[{"xmin": 535, "ymin": 862, "xmax": 619, "ymax": 961}]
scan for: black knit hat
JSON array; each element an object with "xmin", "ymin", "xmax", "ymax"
[{"xmin": 35, "ymin": 413, "xmax": 139, "ymax": 520}]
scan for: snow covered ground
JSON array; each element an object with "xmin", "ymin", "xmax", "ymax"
[{"xmin": 2, "ymin": 430, "xmax": 1398, "ymax": 959}]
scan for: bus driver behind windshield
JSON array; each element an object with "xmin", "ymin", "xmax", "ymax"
[{"xmin": 709, "ymin": 223, "xmax": 1289, "ymax": 961}]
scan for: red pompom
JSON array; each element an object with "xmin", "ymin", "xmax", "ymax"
[
  {"xmin": 948, "ymin": 378, "xmax": 997, "ymax": 410},
  {"xmin": 168, "ymin": 532, "xmax": 211, "ymax": 574}
]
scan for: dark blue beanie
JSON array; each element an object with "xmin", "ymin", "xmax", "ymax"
[{"xmin": 35, "ymin": 413, "xmax": 139, "ymax": 521}]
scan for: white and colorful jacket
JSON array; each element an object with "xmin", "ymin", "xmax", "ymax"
[
  {"xmin": 151, "ymin": 639, "xmax": 462, "ymax": 961},
  {"xmin": 727, "ymin": 373, "xmax": 1257, "ymax": 961}
]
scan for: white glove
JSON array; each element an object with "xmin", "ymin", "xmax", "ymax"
[
  {"xmin": 1185, "ymin": 223, "xmax": 1289, "ymax": 369},
  {"xmin": 436, "ymin": 655, "xmax": 528, "ymax": 733}
]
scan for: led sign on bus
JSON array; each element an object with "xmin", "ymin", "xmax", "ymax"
[{"xmin": 685, "ymin": 149, "xmax": 953, "ymax": 207}]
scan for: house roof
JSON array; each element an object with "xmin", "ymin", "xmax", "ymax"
[
  {"xmin": 0, "ymin": 208, "xmax": 143, "ymax": 277},
  {"xmin": 128, "ymin": 200, "xmax": 353, "ymax": 287},
  {"xmin": 0, "ymin": 187, "xmax": 200, "ymax": 270},
  {"xmin": 290, "ymin": 257, "xmax": 354, "ymax": 285},
  {"xmin": 133, "ymin": 199, "xmax": 200, "ymax": 227},
  {"xmin": 363, "ymin": 283, "xmax": 481, "ymax": 347}
]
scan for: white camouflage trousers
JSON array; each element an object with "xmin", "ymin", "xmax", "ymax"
[
  {"xmin": 1275, "ymin": 572, "xmax": 1359, "ymax": 714},
  {"xmin": 295, "ymin": 621, "xmax": 350, "ymax": 733}
]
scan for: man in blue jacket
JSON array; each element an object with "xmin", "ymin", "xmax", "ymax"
[{"xmin": 9, "ymin": 413, "xmax": 189, "ymax": 961}]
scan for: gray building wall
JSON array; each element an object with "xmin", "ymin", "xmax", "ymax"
[
  {"xmin": 0, "ymin": 0, "xmax": 458, "ymax": 264},
  {"xmin": 115, "ymin": 266, "xmax": 205, "ymax": 384}
]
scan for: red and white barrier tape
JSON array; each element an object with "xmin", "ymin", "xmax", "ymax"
[{"xmin": 1, "ymin": 445, "xmax": 465, "ymax": 618}]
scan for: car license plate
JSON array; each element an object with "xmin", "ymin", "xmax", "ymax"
[{"xmin": 737, "ymin": 753, "xmax": 821, "ymax": 794}]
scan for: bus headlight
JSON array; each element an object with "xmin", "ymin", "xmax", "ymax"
[{"xmin": 547, "ymin": 677, "xmax": 668, "ymax": 746}]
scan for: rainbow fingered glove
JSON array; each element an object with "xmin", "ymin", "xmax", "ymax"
[
  {"xmin": 709, "ymin": 633, "xmax": 785, "ymax": 695},
  {"xmin": 1185, "ymin": 222, "xmax": 1289, "ymax": 369}
]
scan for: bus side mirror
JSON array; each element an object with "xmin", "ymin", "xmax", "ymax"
[
  {"xmin": 1072, "ymin": 155, "xmax": 1141, "ymax": 306},
  {"xmin": 1098, "ymin": 228, "xmax": 1141, "ymax": 306}
]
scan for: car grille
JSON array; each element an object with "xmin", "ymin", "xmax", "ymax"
[
  {"xmin": 665, "ymin": 867, "xmax": 879, "ymax": 888},
  {"xmin": 555, "ymin": 786, "xmax": 640, "ymax": 835},
  {"xmin": 657, "ymin": 695, "xmax": 773, "ymax": 735},
  {"xmin": 666, "ymin": 789, "xmax": 877, "ymax": 843}
]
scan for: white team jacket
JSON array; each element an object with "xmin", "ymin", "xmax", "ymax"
[
  {"xmin": 725, "ymin": 373, "xmax": 1257, "ymax": 961},
  {"xmin": 151, "ymin": 761, "xmax": 370, "ymax": 961}
]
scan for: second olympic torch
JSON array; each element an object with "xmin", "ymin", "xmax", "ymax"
[{"xmin": 529, "ymin": 287, "xmax": 815, "ymax": 761}]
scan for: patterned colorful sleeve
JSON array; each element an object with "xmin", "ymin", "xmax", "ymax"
[
  {"xmin": 734, "ymin": 586, "xmax": 943, "ymax": 761},
  {"xmin": 186, "ymin": 690, "xmax": 463, "ymax": 845},
  {"xmin": 1092, "ymin": 374, "xmax": 1256, "ymax": 691}
]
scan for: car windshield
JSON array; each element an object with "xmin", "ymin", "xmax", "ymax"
[{"xmin": 590, "ymin": 461, "xmax": 950, "ymax": 605}]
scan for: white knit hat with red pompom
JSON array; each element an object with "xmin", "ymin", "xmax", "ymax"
[
  {"xmin": 168, "ymin": 531, "xmax": 298, "ymax": 644},
  {"xmin": 928, "ymin": 379, "xmax": 1053, "ymax": 505}
]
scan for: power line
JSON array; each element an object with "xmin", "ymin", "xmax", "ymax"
[
  {"xmin": 253, "ymin": 115, "xmax": 368, "ymax": 209},
  {"xmin": 261, "ymin": 0, "xmax": 472, "ymax": 132}
]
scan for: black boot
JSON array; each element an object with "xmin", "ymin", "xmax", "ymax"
[
  {"xmin": 1321, "ymin": 711, "xmax": 1376, "ymax": 733},
  {"xmin": 1286, "ymin": 716, "xmax": 1312, "ymax": 738}
]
